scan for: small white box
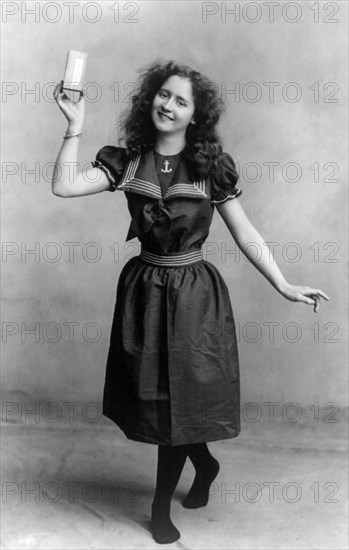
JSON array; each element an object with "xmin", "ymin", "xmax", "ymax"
[{"xmin": 63, "ymin": 50, "xmax": 88, "ymax": 92}]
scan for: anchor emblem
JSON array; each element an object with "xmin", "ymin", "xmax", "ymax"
[{"xmin": 161, "ymin": 160, "xmax": 172, "ymax": 174}]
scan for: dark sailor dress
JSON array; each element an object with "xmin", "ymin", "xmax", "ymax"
[{"xmin": 91, "ymin": 146, "xmax": 242, "ymax": 446}]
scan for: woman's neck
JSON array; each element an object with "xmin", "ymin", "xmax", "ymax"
[{"xmin": 154, "ymin": 134, "xmax": 186, "ymax": 156}]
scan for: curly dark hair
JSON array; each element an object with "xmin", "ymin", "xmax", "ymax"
[{"xmin": 118, "ymin": 60, "xmax": 225, "ymax": 178}]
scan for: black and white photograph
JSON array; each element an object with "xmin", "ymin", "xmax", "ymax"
[{"xmin": 1, "ymin": 1, "xmax": 348, "ymax": 548}]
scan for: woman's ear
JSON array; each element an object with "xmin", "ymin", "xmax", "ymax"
[{"xmin": 190, "ymin": 118, "xmax": 196, "ymax": 125}]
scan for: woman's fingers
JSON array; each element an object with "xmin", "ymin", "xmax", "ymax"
[
  {"xmin": 313, "ymin": 289, "xmax": 330, "ymax": 301},
  {"xmin": 303, "ymin": 287, "xmax": 330, "ymax": 300},
  {"xmin": 53, "ymin": 81, "xmax": 64, "ymax": 98},
  {"xmin": 53, "ymin": 82, "xmax": 85, "ymax": 127},
  {"xmin": 285, "ymin": 285, "xmax": 330, "ymax": 313},
  {"xmin": 307, "ymin": 294, "xmax": 320, "ymax": 313},
  {"xmin": 314, "ymin": 298, "xmax": 320, "ymax": 313},
  {"xmin": 53, "ymin": 81, "xmax": 84, "ymax": 105},
  {"xmin": 299, "ymin": 288, "xmax": 330, "ymax": 313},
  {"xmin": 53, "ymin": 82, "xmax": 69, "ymax": 109},
  {"xmin": 299, "ymin": 293, "xmax": 317, "ymax": 306},
  {"xmin": 53, "ymin": 82, "xmax": 60, "ymax": 101}
]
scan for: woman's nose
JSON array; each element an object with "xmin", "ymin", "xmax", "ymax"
[{"xmin": 162, "ymin": 97, "xmax": 173, "ymax": 111}]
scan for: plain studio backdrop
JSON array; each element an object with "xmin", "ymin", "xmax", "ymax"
[
  {"xmin": 1, "ymin": 2, "xmax": 348, "ymax": 549},
  {"xmin": 2, "ymin": 4, "xmax": 348, "ymax": 441},
  {"xmin": 1, "ymin": 1, "xmax": 348, "ymax": 548}
]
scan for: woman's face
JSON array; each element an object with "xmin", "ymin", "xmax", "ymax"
[{"xmin": 151, "ymin": 75, "xmax": 195, "ymax": 138}]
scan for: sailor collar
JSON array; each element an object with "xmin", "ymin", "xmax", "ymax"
[{"xmin": 115, "ymin": 149, "xmax": 208, "ymax": 201}]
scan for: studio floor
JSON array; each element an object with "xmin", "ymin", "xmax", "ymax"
[{"xmin": 1, "ymin": 411, "xmax": 348, "ymax": 550}]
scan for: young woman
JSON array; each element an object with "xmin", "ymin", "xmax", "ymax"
[{"xmin": 52, "ymin": 60, "xmax": 329, "ymax": 544}]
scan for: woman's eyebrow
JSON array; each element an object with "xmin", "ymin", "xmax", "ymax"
[{"xmin": 159, "ymin": 87, "xmax": 190, "ymax": 103}]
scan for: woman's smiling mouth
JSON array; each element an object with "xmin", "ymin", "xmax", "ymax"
[{"xmin": 158, "ymin": 111, "xmax": 173, "ymax": 121}]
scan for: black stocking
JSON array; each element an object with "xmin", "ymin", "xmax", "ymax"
[
  {"xmin": 151, "ymin": 444, "xmax": 187, "ymax": 544},
  {"xmin": 182, "ymin": 443, "xmax": 220, "ymax": 509}
]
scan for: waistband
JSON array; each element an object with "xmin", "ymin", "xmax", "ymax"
[{"xmin": 140, "ymin": 248, "xmax": 203, "ymax": 267}]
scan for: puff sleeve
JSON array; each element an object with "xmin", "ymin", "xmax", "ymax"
[
  {"xmin": 210, "ymin": 152, "xmax": 241, "ymax": 205},
  {"xmin": 91, "ymin": 146, "xmax": 128, "ymax": 192}
]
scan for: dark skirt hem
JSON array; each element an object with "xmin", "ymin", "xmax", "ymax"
[{"xmin": 102, "ymin": 411, "xmax": 241, "ymax": 446}]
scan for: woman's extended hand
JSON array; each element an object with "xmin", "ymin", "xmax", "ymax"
[
  {"xmin": 53, "ymin": 80, "xmax": 85, "ymax": 130},
  {"xmin": 279, "ymin": 283, "xmax": 330, "ymax": 313}
]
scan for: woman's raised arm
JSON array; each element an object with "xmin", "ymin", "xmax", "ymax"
[{"xmin": 51, "ymin": 81, "xmax": 110, "ymax": 197}]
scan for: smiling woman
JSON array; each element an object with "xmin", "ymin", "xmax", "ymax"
[
  {"xmin": 117, "ymin": 60, "xmax": 225, "ymax": 179},
  {"xmin": 150, "ymin": 76, "xmax": 196, "ymax": 144},
  {"xmin": 52, "ymin": 59, "xmax": 329, "ymax": 545}
]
